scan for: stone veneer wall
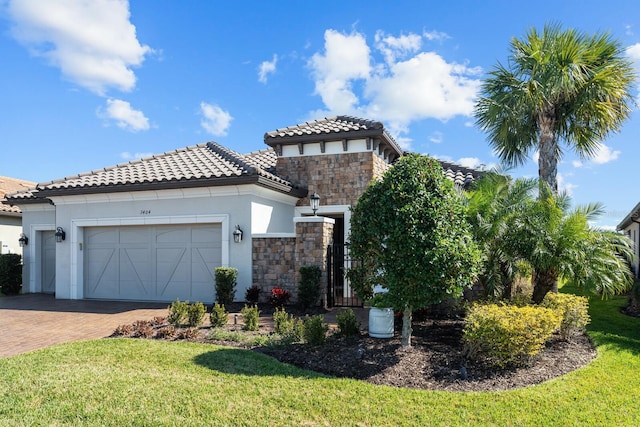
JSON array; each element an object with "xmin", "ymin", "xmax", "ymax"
[
  {"xmin": 252, "ymin": 237, "xmax": 297, "ymax": 301},
  {"xmin": 252, "ymin": 218, "xmax": 334, "ymax": 306},
  {"xmin": 275, "ymin": 151, "xmax": 390, "ymax": 206}
]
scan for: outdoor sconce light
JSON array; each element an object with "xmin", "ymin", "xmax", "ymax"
[
  {"xmin": 310, "ymin": 192, "xmax": 320, "ymax": 216},
  {"xmin": 55, "ymin": 227, "xmax": 66, "ymax": 243},
  {"xmin": 18, "ymin": 233, "xmax": 28, "ymax": 247},
  {"xmin": 232, "ymin": 225, "xmax": 243, "ymax": 243}
]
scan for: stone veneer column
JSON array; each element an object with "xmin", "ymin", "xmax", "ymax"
[{"xmin": 294, "ymin": 216, "xmax": 335, "ymax": 308}]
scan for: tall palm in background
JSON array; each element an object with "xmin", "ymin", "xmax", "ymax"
[{"xmin": 475, "ymin": 23, "xmax": 636, "ymax": 194}]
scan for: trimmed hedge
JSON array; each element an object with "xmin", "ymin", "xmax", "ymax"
[
  {"xmin": 298, "ymin": 265, "xmax": 322, "ymax": 309},
  {"xmin": 541, "ymin": 293, "xmax": 590, "ymax": 340},
  {"xmin": 0, "ymin": 253, "xmax": 22, "ymax": 295},
  {"xmin": 463, "ymin": 303, "xmax": 561, "ymax": 367},
  {"xmin": 215, "ymin": 267, "xmax": 237, "ymax": 305}
]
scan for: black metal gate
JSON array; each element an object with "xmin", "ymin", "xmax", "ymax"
[{"xmin": 327, "ymin": 243, "xmax": 362, "ymax": 307}]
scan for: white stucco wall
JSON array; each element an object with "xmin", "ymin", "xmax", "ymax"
[
  {"xmin": 17, "ymin": 184, "xmax": 298, "ymax": 301},
  {"xmin": 0, "ymin": 214, "xmax": 23, "ymax": 255},
  {"xmin": 621, "ymin": 222, "xmax": 640, "ymax": 277}
]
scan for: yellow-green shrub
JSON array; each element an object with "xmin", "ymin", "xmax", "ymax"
[
  {"xmin": 463, "ymin": 303, "xmax": 561, "ymax": 367},
  {"xmin": 541, "ymin": 293, "xmax": 590, "ymax": 340}
]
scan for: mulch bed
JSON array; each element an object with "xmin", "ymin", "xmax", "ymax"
[
  {"xmin": 256, "ymin": 317, "xmax": 596, "ymax": 392},
  {"xmin": 114, "ymin": 301, "xmax": 598, "ymax": 392}
]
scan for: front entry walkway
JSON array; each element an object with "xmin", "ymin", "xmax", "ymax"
[{"xmin": 0, "ymin": 294, "xmax": 168, "ymax": 358}]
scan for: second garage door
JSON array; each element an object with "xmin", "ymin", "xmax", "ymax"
[{"xmin": 84, "ymin": 224, "xmax": 222, "ymax": 302}]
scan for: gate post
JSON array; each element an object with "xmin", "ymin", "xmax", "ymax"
[{"xmin": 294, "ymin": 216, "xmax": 335, "ymax": 308}]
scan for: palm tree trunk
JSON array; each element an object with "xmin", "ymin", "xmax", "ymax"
[
  {"xmin": 537, "ymin": 111, "xmax": 559, "ymax": 195},
  {"xmin": 532, "ymin": 269, "xmax": 559, "ymax": 304},
  {"xmin": 401, "ymin": 305, "xmax": 412, "ymax": 347}
]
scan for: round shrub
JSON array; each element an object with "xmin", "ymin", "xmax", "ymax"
[
  {"xmin": 541, "ymin": 293, "xmax": 590, "ymax": 340},
  {"xmin": 336, "ymin": 309, "xmax": 360, "ymax": 337},
  {"xmin": 463, "ymin": 303, "xmax": 561, "ymax": 367},
  {"xmin": 215, "ymin": 267, "xmax": 238, "ymax": 305},
  {"xmin": 241, "ymin": 305, "xmax": 260, "ymax": 331},
  {"xmin": 303, "ymin": 315, "xmax": 329, "ymax": 346},
  {"xmin": 298, "ymin": 265, "xmax": 322, "ymax": 310},
  {"xmin": 187, "ymin": 301, "xmax": 206, "ymax": 327}
]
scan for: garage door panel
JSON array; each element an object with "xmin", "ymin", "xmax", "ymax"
[{"xmin": 85, "ymin": 224, "xmax": 222, "ymax": 302}]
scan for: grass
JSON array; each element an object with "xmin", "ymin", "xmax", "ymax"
[{"xmin": 0, "ymin": 289, "xmax": 639, "ymax": 426}]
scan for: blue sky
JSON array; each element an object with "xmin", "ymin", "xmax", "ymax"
[{"xmin": 1, "ymin": 0, "xmax": 639, "ymax": 229}]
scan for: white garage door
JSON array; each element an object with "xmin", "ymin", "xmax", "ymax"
[{"xmin": 84, "ymin": 224, "xmax": 222, "ymax": 302}]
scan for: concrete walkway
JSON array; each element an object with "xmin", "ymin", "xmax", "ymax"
[{"xmin": 0, "ymin": 294, "xmax": 368, "ymax": 358}]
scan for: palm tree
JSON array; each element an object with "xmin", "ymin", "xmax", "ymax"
[
  {"xmin": 475, "ymin": 23, "xmax": 636, "ymax": 194},
  {"xmin": 466, "ymin": 172, "xmax": 537, "ymax": 299},
  {"xmin": 514, "ymin": 185, "xmax": 633, "ymax": 303}
]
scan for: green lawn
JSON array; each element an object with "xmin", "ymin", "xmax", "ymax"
[{"xmin": 1, "ymin": 291, "xmax": 639, "ymax": 426}]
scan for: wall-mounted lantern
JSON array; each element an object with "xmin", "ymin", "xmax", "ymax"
[
  {"xmin": 55, "ymin": 227, "xmax": 66, "ymax": 243},
  {"xmin": 232, "ymin": 225, "xmax": 243, "ymax": 243},
  {"xmin": 18, "ymin": 233, "xmax": 28, "ymax": 247},
  {"xmin": 310, "ymin": 192, "xmax": 321, "ymax": 216}
]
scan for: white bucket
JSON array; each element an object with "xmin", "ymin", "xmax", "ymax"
[{"xmin": 369, "ymin": 307, "xmax": 394, "ymax": 338}]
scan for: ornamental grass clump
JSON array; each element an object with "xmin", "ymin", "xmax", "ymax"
[
  {"xmin": 541, "ymin": 293, "xmax": 590, "ymax": 340},
  {"xmin": 463, "ymin": 303, "xmax": 561, "ymax": 367}
]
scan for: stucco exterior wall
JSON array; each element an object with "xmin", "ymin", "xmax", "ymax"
[
  {"xmin": 0, "ymin": 214, "xmax": 23, "ymax": 255},
  {"xmin": 18, "ymin": 185, "xmax": 297, "ymax": 301}
]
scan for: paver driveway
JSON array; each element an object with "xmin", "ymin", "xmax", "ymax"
[{"xmin": 0, "ymin": 294, "xmax": 168, "ymax": 358}]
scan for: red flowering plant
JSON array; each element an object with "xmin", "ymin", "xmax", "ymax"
[{"xmin": 269, "ymin": 287, "xmax": 291, "ymax": 308}]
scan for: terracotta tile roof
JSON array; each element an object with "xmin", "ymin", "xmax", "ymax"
[
  {"xmin": 6, "ymin": 143, "xmax": 305, "ymax": 201},
  {"xmin": 264, "ymin": 115, "xmax": 403, "ymax": 159},
  {"xmin": 0, "ymin": 176, "xmax": 36, "ymax": 214},
  {"xmin": 439, "ymin": 160, "xmax": 483, "ymax": 188}
]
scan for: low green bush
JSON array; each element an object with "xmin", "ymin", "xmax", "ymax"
[
  {"xmin": 241, "ymin": 305, "xmax": 260, "ymax": 331},
  {"xmin": 541, "ymin": 293, "xmax": 590, "ymax": 340},
  {"xmin": 167, "ymin": 299, "xmax": 189, "ymax": 326},
  {"xmin": 187, "ymin": 301, "xmax": 206, "ymax": 327},
  {"xmin": 209, "ymin": 303, "xmax": 229, "ymax": 328},
  {"xmin": 303, "ymin": 315, "xmax": 328, "ymax": 346},
  {"xmin": 336, "ymin": 309, "xmax": 360, "ymax": 337},
  {"xmin": 463, "ymin": 303, "xmax": 561, "ymax": 367},
  {"xmin": 273, "ymin": 307, "xmax": 304, "ymax": 344},
  {"xmin": 215, "ymin": 267, "xmax": 238, "ymax": 305},
  {"xmin": 298, "ymin": 265, "xmax": 321, "ymax": 310}
]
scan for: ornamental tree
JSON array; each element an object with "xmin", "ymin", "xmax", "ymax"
[{"xmin": 347, "ymin": 154, "xmax": 481, "ymax": 346}]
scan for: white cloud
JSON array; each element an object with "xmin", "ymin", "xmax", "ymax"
[
  {"xmin": 7, "ymin": 0, "xmax": 151, "ymax": 95},
  {"xmin": 429, "ymin": 131, "xmax": 443, "ymax": 144},
  {"xmin": 200, "ymin": 102, "xmax": 233, "ymax": 137},
  {"xmin": 308, "ymin": 29, "xmax": 371, "ymax": 113},
  {"xmin": 557, "ymin": 173, "xmax": 577, "ymax": 196},
  {"xmin": 307, "ymin": 29, "xmax": 482, "ymax": 149},
  {"xmin": 120, "ymin": 151, "xmax": 154, "ymax": 160},
  {"xmin": 258, "ymin": 54, "xmax": 278, "ymax": 83},
  {"xmin": 374, "ymin": 30, "xmax": 422, "ymax": 64},
  {"xmin": 457, "ymin": 157, "xmax": 481, "ymax": 169},
  {"xmin": 100, "ymin": 98, "xmax": 149, "ymax": 131},
  {"xmin": 627, "ymin": 43, "xmax": 640, "ymax": 62},
  {"xmin": 423, "ymin": 30, "xmax": 450, "ymax": 42},
  {"xmin": 592, "ymin": 143, "xmax": 620, "ymax": 164},
  {"xmin": 572, "ymin": 160, "xmax": 583, "ymax": 168}
]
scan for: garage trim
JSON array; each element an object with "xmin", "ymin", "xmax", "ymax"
[{"xmin": 68, "ymin": 214, "xmax": 230, "ymax": 299}]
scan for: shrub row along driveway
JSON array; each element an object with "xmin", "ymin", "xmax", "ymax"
[{"xmin": 0, "ymin": 294, "xmax": 168, "ymax": 358}]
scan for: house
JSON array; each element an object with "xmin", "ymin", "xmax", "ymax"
[
  {"xmin": 617, "ymin": 202, "xmax": 640, "ymax": 277},
  {"xmin": 4, "ymin": 116, "xmax": 480, "ymax": 304},
  {"xmin": 0, "ymin": 176, "xmax": 36, "ymax": 255}
]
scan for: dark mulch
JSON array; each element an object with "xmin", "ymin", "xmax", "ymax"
[
  {"xmin": 117, "ymin": 302, "xmax": 597, "ymax": 392},
  {"xmin": 256, "ymin": 316, "xmax": 596, "ymax": 392}
]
